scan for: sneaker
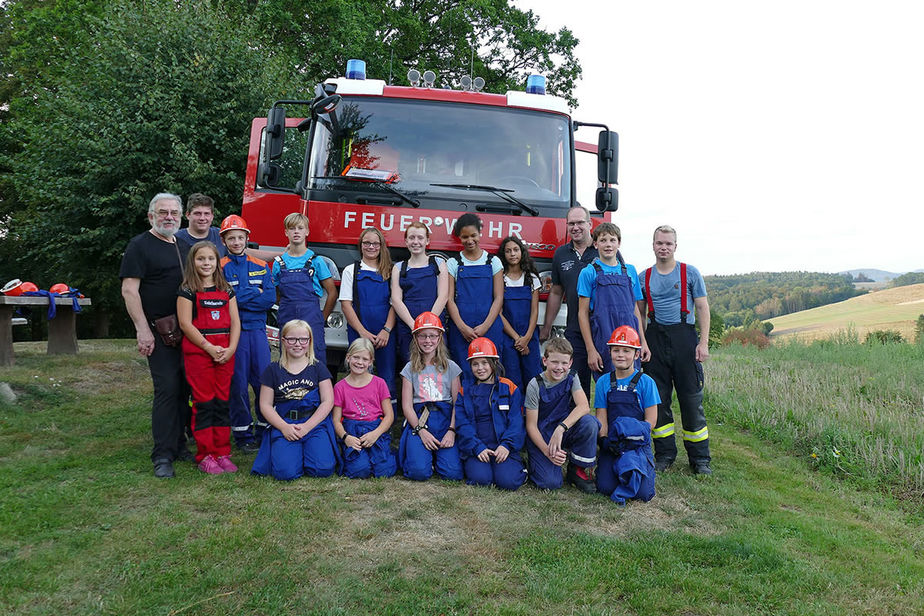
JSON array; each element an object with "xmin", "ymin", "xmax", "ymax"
[
  {"xmin": 565, "ymin": 464, "xmax": 596, "ymax": 494},
  {"xmin": 691, "ymin": 462, "xmax": 713, "ymax": 475},
  {"xmin": 237, "ymin": 440, "xmax": 260, "ymax": 454},
  {"xmin": 198, "ymin": 455, "xmax": 224, "ymax": 475},
  {"xmin": 175, "ymin": 449, "xmax": 196, "ymax": 463},
  {"xmin": 655, "ymin": 459, "xmax": 674, "ymax": 473},
  {"xmin": 216, "ymin": 455, "xmax": 239, "ymax": 473},
  {"xmin": 153, "ymin": 458, "xmax": 175, "ymax": 479}
]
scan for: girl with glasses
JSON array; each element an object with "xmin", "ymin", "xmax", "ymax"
[
  {"xmin": 251, "ymin": 320, "xmax": 340, "ymax": 480},
  {"xmin": 397, "ymin": 312, "xmax": 463, "ymax": 481},
  {"xmin": 339, "ymin": 227, "xmax": 397, "ymax": 400}
]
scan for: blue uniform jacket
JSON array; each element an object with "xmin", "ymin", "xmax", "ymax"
[
  {"xmin": 604, "ymin": 415, "xmax": 653, "ymax": 472},
  {"xmin": 454, "ymin": 377, "xmax": 526, "ymax": 458},
  {"xmin": 221, "ymin": 253, "xmax": 275, "ymax": 330}
]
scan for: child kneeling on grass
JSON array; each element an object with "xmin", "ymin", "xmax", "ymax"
[
  {"xmin": 332, "ymin": 338, "xmax": 397, "ymax": 478},
  {"xmin": 398, "ymin": 311, "xmax": 463, "ymax": 481},
  {"xmin": 454, "ymin": 337, "xmax": 528, "ymax": 491},
  {"xmin": 524, "ymin": 337, "xmax": 600, "ymax": 492},
  {"xmin": 252, "ymin": 320, "xmax": 340, "ymax": 480},
  {"xmin": 594, "ymin": 326, "xmax": 659, "ymax": 504}
]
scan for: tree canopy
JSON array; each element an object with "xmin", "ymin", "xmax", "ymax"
[{"xmin": 0, "ymin": 0, "xmax": 580, "ymax": 334}]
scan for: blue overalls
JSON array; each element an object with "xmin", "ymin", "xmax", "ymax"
[
  {"xmin": 275, "ymin": 255, "xmax": 327, "ymax": 366},
  {"xmin": 448, "ymin": 254, "xmax": 504, "ymax": 378},
  {"xmin": 596, "ymin": 371, "xmax": 656, "ymax": 504},
  {"xmin": 500, "ymin": 279, "xmax": 542, "ymax": 391},
  {"xmin": 395, "ymin": 257, "xmax": 441, "ymax": 368},
  {"xmin": 341, "ymin": 417, "xmax": 397, "ymax": 479},
  {"xmin": 456, "ymin": 379, "xmax": 527, "ymax": 491},
  {"xmin": 398, "ymin": 400, "xmax": 463, "ymax": 481},
  {"xmin": 589, "ymin": 258, "xmax": 640, "ymax": 376},
  {"xmin": 348, "ymin": 262, "xmax": 397, "ymax": 398},
  {"xmin": 250, "ymin": 380, "xmax": 341, "ymax": 481},
  {"xmin": 526, "ymin": 373, "xmax": 601, "ymax": 490}
]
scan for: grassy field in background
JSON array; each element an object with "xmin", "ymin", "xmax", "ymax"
[
  {"xmin": 769, "ymin": 283, "xmax": 924, "ymax": 341},
  {"xmin": 1, "ymin": 340, "xmax": 922, "ymax": 615}
]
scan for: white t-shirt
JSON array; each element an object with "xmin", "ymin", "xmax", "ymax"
[
  {"xmin": 446, "ymin": 251, "xmax": 503, "ymax": 279},
  {"xmin": 338, "ymin": 261, "xmax": 391, "ymax": 303},
  {"xmin": 504, "ymin": 272, "xmax": 542, "ymax": 291}
]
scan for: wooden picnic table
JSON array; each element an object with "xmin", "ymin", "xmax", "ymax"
[{"xmin": 0, "ymin": 296, "xmax": 92, "ymax": 366}]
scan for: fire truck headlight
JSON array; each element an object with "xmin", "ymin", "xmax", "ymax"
[{"xmin": 327, "ymin": 312, "xmax": 344, "ymax": 330}]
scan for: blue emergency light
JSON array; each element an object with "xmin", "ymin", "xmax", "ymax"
[
  {"xmin": 525, "ymin": 74, "xmax": 546, "ymax": 95},
  {"xmin": 346, "ymin": 59, "xmax": 366, "ymax": 80}
]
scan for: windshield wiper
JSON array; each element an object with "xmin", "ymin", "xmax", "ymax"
[
  {"xmin": 430, "ymin": 183, "xmax": 538, "ymax": 216},
  {"xmin": 313, "ymin": 175, "xmax": 421, "ymax": 208}
]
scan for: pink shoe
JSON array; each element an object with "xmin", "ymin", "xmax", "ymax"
[
  {"xmin": 215, "ymin": 455, "xmax": 238, "ymax": 473},
  {"xmin": 198, "ymin": 455, "xmax": 224, "ymax": 475}
]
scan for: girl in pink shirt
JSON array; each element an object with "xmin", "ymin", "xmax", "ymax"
[{"xmin": 332, "ymin": 338, "xmax": 397, "ymax": 478}]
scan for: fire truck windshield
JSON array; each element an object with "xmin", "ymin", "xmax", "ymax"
[{"xmin": 307, "ymin": 97, "xmax": 572, "ymax": 211}]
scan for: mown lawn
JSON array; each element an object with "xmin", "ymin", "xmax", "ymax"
[{"xmin": 1, "ymin": 341, "xmax": 921, "ymax": 615}]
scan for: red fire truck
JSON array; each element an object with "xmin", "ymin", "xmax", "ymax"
[{"xmin": 242, "ymin": 61, "xmax": 618, "ymax": 369}]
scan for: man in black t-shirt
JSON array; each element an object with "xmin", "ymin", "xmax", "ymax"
[
  {"xmin": 119, "ymin": 193, "xmax": 191, "ymax": 478},
  {"xmin": 539, "ymin": 206, "xmax": 598, "ymax": 400}
]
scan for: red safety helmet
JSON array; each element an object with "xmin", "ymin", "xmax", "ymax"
[
  {"xmin": 20, "ymin": 281, "xmax": 39, "ymax": 294},
  {"xmin": 2, "ymin": 279, "xmax": 24, "ymax": 296},
  {"xmin": 412, "ymin": 311, "xmax": 444, "ymax": 333},
  {"xmin": 467, "ymin": 337, "xmax": 498, "ymax": 360},
  {"xmin": 607, "ymin": 325, "xmax": 642, "ymax": 349},
  {"xmin": 49, "ymin": 283, "xmax": 70, "ymax": 294},
  {"xmin": 219, "ymin": 214, "xmax": 250, "ymax": 235}
]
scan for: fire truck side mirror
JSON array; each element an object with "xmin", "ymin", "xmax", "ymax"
[
  {"xmin": 597, "ymin": 130, "xmax": 619, "ymax": 186},
  {"xmin": 258, "ymin": 162, "xmax": 282, "ymax": 188},
  {"xmin": 265, "ymin": 106, "xmax": 286, "ymax": 161},
  {"xmin": 595, "ymin": 186, "xmax": 618, "ymax": 212}
]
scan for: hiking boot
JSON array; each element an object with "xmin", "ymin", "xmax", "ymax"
[
  {"xmin": 198, "ymin": 455, "xmax": 224, "ymax": 475},
  {"xmin": 691, "ymin": 462, "xmax": 713, "ymax": 475},
  {"xmin": 216, "ymin": 455, "xmax": 239, "ymax": 473},
  {"xmin": 153, "ymin": 458, "xmax": 175, "ymax": 479},
  {"xmin": 566, "ymin": 464, "xmax": 596, "ymax": 494},
  {"xmin": 655, "ymin": 459, "xmax": 674, "ymax": 473},
  {"xmin": 237, "ymin": 440, "xmax": 260, "ymax": 454}
]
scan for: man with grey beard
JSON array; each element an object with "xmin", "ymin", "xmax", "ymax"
[{"xmin": 119, "ymin": 193, "xmax": 192, "ymax": 478}]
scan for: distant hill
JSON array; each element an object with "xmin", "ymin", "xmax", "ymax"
[
  {"xmin": 706, "ymin": 271, "xmax": 862, "ymax": 327},
  {"xmin": 838, "ymin": 268, "xmax": 901, "ymax": 282},
  {"xmin": 769, "ymin": 283, "xmax": 924, "ymax": 341}
]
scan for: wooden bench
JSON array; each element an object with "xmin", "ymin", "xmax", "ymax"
[{"xmin": 0, "ymin": 296, "xmax": 92, "ymax": 366}]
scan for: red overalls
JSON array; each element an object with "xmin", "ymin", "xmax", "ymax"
[{"xmin": 182, "ymin": 289, "xmax": 235, "ymax": 461}]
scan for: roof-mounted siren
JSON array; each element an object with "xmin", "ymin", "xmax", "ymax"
[
  {"xmin": 473, "ymin": 77, "xmax": 485, "ymax": 92},
  {"xmin": 423, "ymin": 70, "xmax": 436, "ymax": 88},
  {"xmin": 408, "ymin": 69, "xmax": 421, "ymax": 87},
  {"xmin": 460, "ymin": 76, "xmax": 472, "ymax": 91},
  {"xmin": 346, "ymin": 59, "xmax": 366, "ymax": 80},
  {"xmin": 525, "ymin": 74, "xmax": 546, "ymax": 95}
]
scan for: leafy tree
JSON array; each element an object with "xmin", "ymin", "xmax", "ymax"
[
  {"xmin": 915, "ymin": 314, "xmax": 924, "ymax": 345},
  {"xmin": 232, "ymin": 0, "xmax": 581, "ymax": 105},
  {"xmin": 1, "ymin": 0, "xmax": 296, "ymax": 334},
  {"xmin": 864, "ymin": 330, "xmax": 904, "ymax": 345},
  {"xmin": 708, "ymin": 308, "xmax": 724, "ymax": 347}
]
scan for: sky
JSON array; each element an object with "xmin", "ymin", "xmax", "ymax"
[{"xmin": 517, "ymin": 0, "xmax": 924, "ymax": 275}]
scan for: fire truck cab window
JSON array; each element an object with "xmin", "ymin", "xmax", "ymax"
[{"xmin": 307, "ymin": 98, "xmax": 571, "ymax": 209}]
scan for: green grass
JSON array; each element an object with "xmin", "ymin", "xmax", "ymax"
[
  {"xmin": 707, "ymin": 338, "xmax": 924, "ymax": 499},
  {"xmin": 1, "ymin": 340, "xmax": 922, "ymax": 615}
]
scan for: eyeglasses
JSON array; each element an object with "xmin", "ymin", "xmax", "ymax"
[
  {"xmin": 282, "ymin": 336, "xmax": 310, "ymax": 345},
  {"xmin": 416, "ymin": 333, "xmax": 441, "ymax": 340},
  {"xmin": 155, "ymin": 209, "xmax": 181, "ymax": 219},
  {"xmin": 361, "ymin": 241, "xmax": 381, "ymax": 248}
]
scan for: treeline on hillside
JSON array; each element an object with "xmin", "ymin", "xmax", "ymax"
[
  {"xmin": 889, "ymin": 272, "xmax": 924, "ymax": 288},
  {"xmin": 706, "ymin": 272, "xmax": 862, "ymax": 327}
]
